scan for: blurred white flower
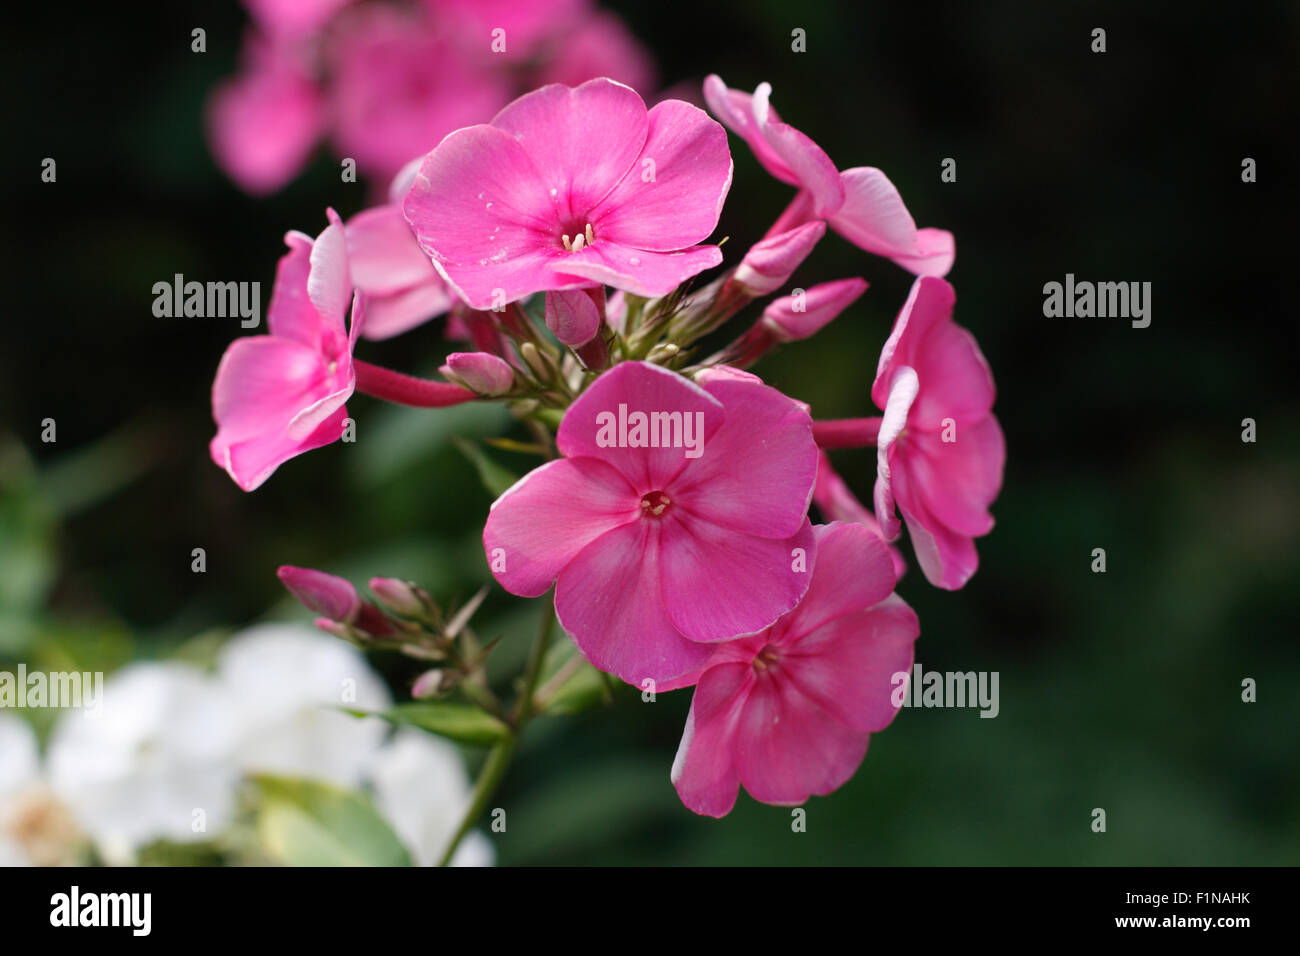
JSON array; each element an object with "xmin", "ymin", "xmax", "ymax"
[
  {"xmin": 217, "ymin": 624, "xmax": 391, "ymax": 788},
  {"xmin": 0, "ymin": 714, "xmax": 42, "ymax": 865},
  {"xmin": 46, "ymin": 662, "xmax": 238, "ymax": 862},
  {"xmin": 367, "ymin": 728, "xmax": 494, "ymax": 867}
]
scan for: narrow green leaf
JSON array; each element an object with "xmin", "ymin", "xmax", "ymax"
[
  {"xmin": 345, "ymin": 701, "xmax": 511, "ymax": 746},
  {"xmin": 452, "ymin": 437, "xmax": 519, "ymax": 497}
]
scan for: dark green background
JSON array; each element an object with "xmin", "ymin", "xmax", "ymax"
[{"xmin": 3, "ymin": 0, "xmax": 1297, "ymax": 864}]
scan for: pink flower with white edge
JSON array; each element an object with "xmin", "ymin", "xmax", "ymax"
[
  {"xmin": 404, "ymin": 78, "xmax": 733, "ymax": 310},
  {"xmin": 345, "ymin": 160, "xmax": 452, "ymax": 341},
  {"xmin": 873, "ymin": 277, "xmax": 1004, "ymax": 589},
  {"xmin": 206, "ymin": 33, "xmax": 324, "ymax": 196},
  {"xmin": 483, "ymin": 361, "xmax": 817, "ymax": 687},
  {"xmin": 670, "ymin": 521, "xmax": 919, "ymax": 817},
  {"xmin": 703, "ymin": 75, "xmax": 954, "ymax": 277},
  {"xmin": 210, "ymin": 210, "xmax": 361, "ymax": 491}
]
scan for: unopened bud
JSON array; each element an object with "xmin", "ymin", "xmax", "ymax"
[
  {"xmin": 278, "ymin": 566, "xmax": 360, "ymax": 623},
  {"xmin": 544, "ymin": 288, "xmax": 602, "ymax": 347},
  {"xmin": 761, "ymin": 278, "xmax": 868, "ymax": 342},
  {"xmin": 369, "ymin": 577, "xmax": 429, "ymax": 618},
  {"xmin": 440, "ymin": 352, "xmax": 514, "ymax": 397},
  {"xmin": 411, "ymin": 668, "xmax": 455, "ymax": 699},
  {"xmin": 731, "ymin": 221, "xmax": 826, "ymax": 295}
]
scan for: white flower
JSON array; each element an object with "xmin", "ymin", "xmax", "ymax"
[
  {"xmin": 0, "ymin": 714, "xmax": 42, "ymax": 865},
  {"xmin": 367, "ymin": 728, "xmax": 494, "ymax": 867},
  {"xmin": 46, "ymin": 662, "xmax": 238, "ymax": 861},
  {"xmin": 217, "ymin": 624, "xmax": 391, "ymax": 789}
]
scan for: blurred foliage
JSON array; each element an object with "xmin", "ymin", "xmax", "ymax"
[{"xmin": 2, "ymin": 0, "xmax": 1298, "ymax": 864}]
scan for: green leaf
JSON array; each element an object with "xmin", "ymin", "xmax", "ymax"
[
  {"xmin": 346, "ymin": 701, "xmax": 510, "ymax": 746},
  {"xmin": 452, "ymin": 438, "xmax": 519, "ymax": 497},
  {"xmin": 253, "ymin": 776, "xmax": 412, "ymax": 867},
  {"xmin": 535, "ymin": 636, "xmax": 609, "ymax": 716}
]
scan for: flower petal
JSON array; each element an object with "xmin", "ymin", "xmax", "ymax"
[
  {"xmin": 658, "ymin": 515, "xmax": 815, "ymax": 643},
  {"xmin": 588, "ymin": 99, "xmax": 732, "ymax": 252},
  {"xmin": 670, "ymin": 662, "xmax": 752, "ymax": 817},
  {"xmin": 490, "ymin": 78, "xmax": 648, "ymax": 225},
  {"xmin": 555, "ymin": 519, "xmax": 714, "ymax": 686},
  {"xmin": 404, "ymin": 123, "xmax": 563, "ymax": 309},
  {"xmin": 483, "ymin": 457, "xmax": 640, "ymax": 598},
  {"xmin": 893, "ymin": 416, "xmax": 1004, "ymax": 538},
  {"xmin": 557, "ymin": 361, "xmax": 724, "ymax": 492},
  {"xmin": 671, "ymin": 372, "xmax": 817, "ymax": 538},
  {"xmin": 347, "ymin": 205, "xmax": 438, "ymax": 296}
]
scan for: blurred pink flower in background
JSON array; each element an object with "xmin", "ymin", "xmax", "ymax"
[
  {"xmin": 483, "ymin": 361, "xmax": 817, "ymax": 687},
  {"xmin": 206, "ymin": 32, "xmax": 324, "ymax": 195},
  {"xmin": 328, "ymin": 5, "xmax": 511, "ymax": 183},
  {"xmin": 206, "ymin": 0, "xmax": 660, "ymax": 195},
  {"xmin": 670, "ymin": 522, "xmax": 919, "ymax": 817},
  {"xmin": 404, "ymin": 78, "xmax": 732, "ymax": 309},
  {"xmin": 872, "ymin": 277, "xmax": 1004, "ymax": 589}
]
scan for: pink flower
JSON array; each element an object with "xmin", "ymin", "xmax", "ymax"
[
  {"xmin": 873, "ymin": 277, "xmax": 1004, "ymax": 589},
  {"xmin": 403, "ymin": 78, "xmax": 733, "ymax": 310},
  {"xmin": 206, "ymin": 33, "xmax": 324, "ymax": 196},
  {"xmin": 210, "ymin": 210, "xmax": 361, "ymax": 491},
  {"xmin": 328, "ymin": 6, "xmax": 510, "ymax": 182},
  {"xmin": 670, "ymin": 522, "xmax": 919, "ymax": 817},
  {"xmin": 703, "ymin": 75, "xmax": 954, "ymax": 277},
  {"xmin": 345, "ymin": 163, "xmax": 451, "ymax": 340},
  {"xmin": 483, "ymin": 361, "xmax": 817, "ymax": 687}
]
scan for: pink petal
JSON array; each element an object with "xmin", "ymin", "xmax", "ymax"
[
  {"xmin": 702, "ymin": 76, "xmax": 799, "ymax": 188},
  {"xmin": 671, "ymin": 373, "xmax": 817, "ymax": 538},
  {"xmin": 658, "ymin": 515, "xmax": 816, "ymax": 644},
  {"xmin": 894, "ymin": 476, "xmax": 981, "ymax": 591},
  {"xmin": 752, "ymin": 83, "xmax": 844, "ymax": 217},
  {"xmin": 277, "ymin": 566, "xmax": 361, "ymax": 622},
  {"xmin": 774, "ymin": 522, "xmax": 897, "ymax": 639},
  {"xmin": 360, "ymin": 282, "xmax": 451, "ymax": 340},
  {"xmin": 734, "ymin": 667, "xmax": 870, "ymax": 806},
  {"xmin": 483, "ymin": 457, "xmax": 640, "ymax": 598},
  {"xmin": 874, "ymin": 278, "xmax": 994, "ymax": 430},
  {"xmin": 556, "ymin": 361, "xmax": 724, "ymax": 492},
  {"xmin": 266, "ymin": 233, "xmax": 323, "ymax": 348},
  {"xmin": 670, "ymin": 662, "xmax": 752, "ymax": 817},
  {"xmin": 555, "ymin": 519, "xmax": 714, "ymax": 686},
  {"xmin": 813, "ymin": 453, "xmax": 907, "ymax": 580},
  {"xmin": 404, "ymin": 124, "xmax": 567, "ymax": 309},
  {"xmin": 587, "ymin": 99, "xmax": 733, "ymax": 252},
  {"xmin": 831, "ymin": 168, "xmax": 953, "ymax": 276},
  {"xmin": 893, "ymin": 416, "xmax": 1004, "ymax": 538},
  {"xmin": 553, "ymin": 241, "xmax": 723, "ymax": 298},
  {"xmin": 206, "ymin": 61, "xmax": 322, "ymax": 196},
  {"xmin": 490, "ymin": 78, "xmax": 648, "ymax": 226},
  {"xmin": 346, "ymin": 205, "xmax": 438, "ymax": 295},
  {"xmin": 308, "ymin": 210, "xmax": 352, "ymax": 332},
  {"xmin": 873, "ymin": 366, "xmax": 920, "ymax": 542},
  {"xmin": 782, "ymin": 596, "xmax": 919, "ymax": 733},
  {"xmin": 215, "ymin": 405, "xmax": 349, "ymax": 493}
]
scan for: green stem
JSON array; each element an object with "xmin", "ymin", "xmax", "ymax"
[{"xmin": 436, "ymin": 597, "xmax": 556, "ymax": 866}]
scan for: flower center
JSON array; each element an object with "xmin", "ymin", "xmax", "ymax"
[
  {"xmin": 639, "ymin": 491, "xmax": 672, "ymax": 518},
  {"xmin": 751, "ymin": 645, "xmax": 781, "ymax": 672},
  {"xmin": 561, "ymin": 222, "xmax": 595, "ymax": 252}
]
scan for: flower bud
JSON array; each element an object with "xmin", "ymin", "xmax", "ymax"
[
  {"xmin": 760, "ymin": 278, "xmax": 868, "ymax": 342},
  {"xmin": 544, "ymin": 288, "xmax": 602, "ymax": 347},
  {"xmin": 440, "ymin": 352, "xmax": 514, "ymax": 397},
  {"xmin": 278, "ymin": 566, "xmax": 360, "ymax": 623},
  {"xmin": 368, "ymin": 577, "xmax": 434, "ymax": 620},
  {"xmin": 411, "ymin": 668, "xmax": 455, "ymax": 699},
  {"xmin": 731, "ymin": 221, "xmax": 826, "ymax": 295}
]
